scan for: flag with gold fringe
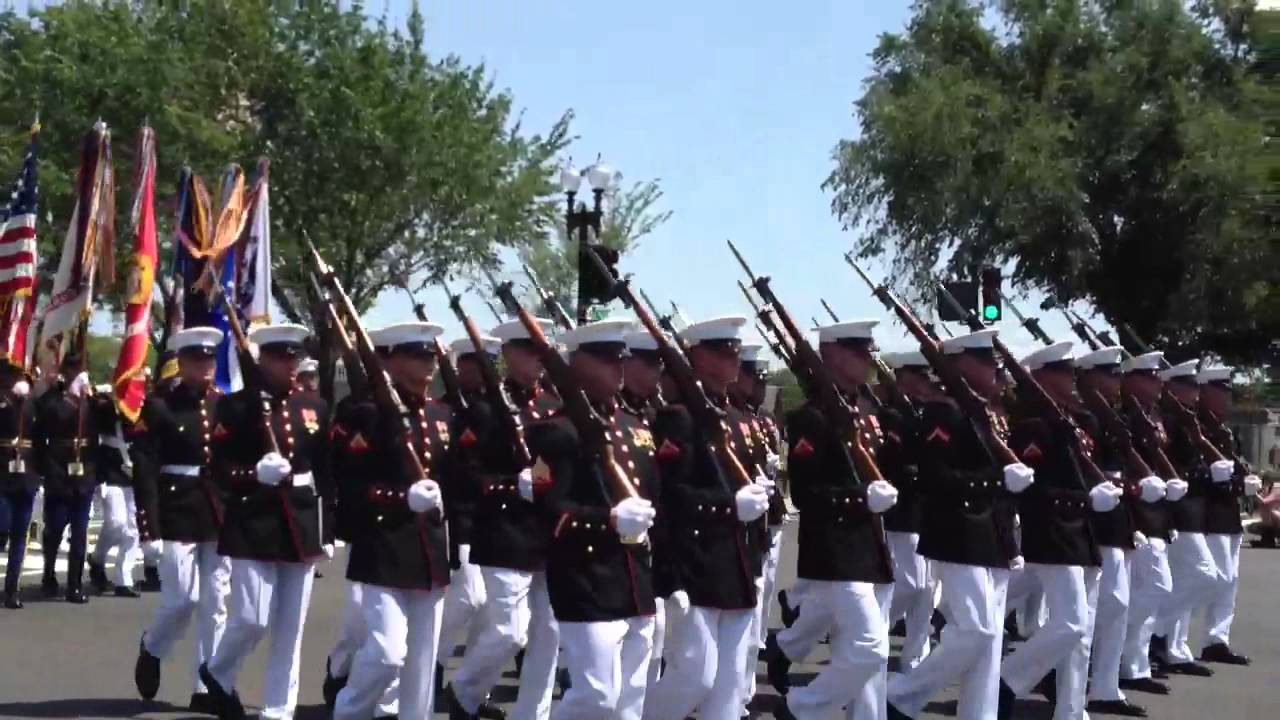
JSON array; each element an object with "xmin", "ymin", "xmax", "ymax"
[{"xmin": 111, "ymin": 126, "xmax": 158, "ymax": 421}]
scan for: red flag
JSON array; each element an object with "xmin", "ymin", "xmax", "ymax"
[{"xmin": 112, "ymin": 127, "xmax": 158, "ymax": 422}]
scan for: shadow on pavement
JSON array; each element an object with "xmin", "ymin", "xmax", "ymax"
[{"xmin": 0, "ymin": 698, "xmax": 181, "ymax": 718}]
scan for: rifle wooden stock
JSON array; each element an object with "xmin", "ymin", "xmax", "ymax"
[
  {"xmin": 489, "ymin": 280, "xmax": 639, "ymax": 504},
  {"xmin": 1118, "ymin": 324, "xmax": 1226, "ymax": 463},
  {"xmin": 585, "ymin": 248, "xmax": 753, "ymax": 491}
]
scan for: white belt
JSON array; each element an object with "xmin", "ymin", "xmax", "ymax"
[
  {"xmin": 161, "ymin": 464, "xmax": 202, "ymax": 477},
  {"xmin": 99, "ymin": 434, "xmax": 129, "ymax": 450},
  {"xmin": 288, "ymin": 471, "xmax": 315, "ymax": 488}
]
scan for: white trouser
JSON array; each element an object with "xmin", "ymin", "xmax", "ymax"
[
  {"xmin": 438, "ymin": 544, "xmax": 488, "ymax": 662},
  {"xmin": 1006, "ymin": 565, "xmax": 1047, "ymax": 638},
  {"xmin": 887, "ymin": 531, "xmax": 934, "ymax": 670},
  {"xmin": 207, "ymin": 559, "xmax": 316, "ymax": 720},
  {"xmin": 555, "ymin": 616, "xmax": 655, "ymax": 720},
  {"xmin": 1002, "ymin": 564, "xmax": 1100, "ymax": 720},
  {"xmin": 142, "ymin": 541, "xmax": 231, "ymax": 694},
  {"xmin": 738, "ymin": 525, "xmax": 783, "ymax": 710},
  {"xmin": 1157, "ymin": 531, "xmax": 1218, "ymax": 663},
  {"xmin": 334, "ymin": 585, "xmax": 445, "ymax": 720},
  {"xmin": 329, "ymin": 582, "xmax": 400, "ymax": 717},
  {"xmin": 786, "ymin": 581, "xmax": 893, "ymax": 720},
  {"xmin": 1201, "ymin": 532, "xmax": 1241, "ymax": 648},
  {"xmin": 453, "ymin": 567, "xmax": 559, "ymax": 720},
  {"xmin": 643, "ymin": 606, "xmax": 754, "ymax": 720},
  {"xmin": 93, "ymin": 485, "xmax": 141, "ymax": 586},
  {"xmin": 647, "ymin": 600, "xmax": 667, "ymax": 690},
  {"xmin": 1089, "ymin": 546, "xmax": 1132, "ymax": 701},
  {"xmin": 1121, "ymin": 538, "xmax": 1172, "ymax": 680},
  {"xmin": 777, "ymin": 582, "xmax": 837, "ymax": 664},
  {"xmin": 888, "ymin": 562, "xmax": 1010, "ymax": 720}
]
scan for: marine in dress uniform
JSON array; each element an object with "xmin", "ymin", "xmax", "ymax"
[
  {"xmin": 1116, "ymin": 352, "xmax": 1181, "ymax": 695},
  {"xmin": 886, "ymin": 329, "xmax": 1030, "ymax": 720},
  {"xmin": 642, "ymin": 315, "xmax": 772, "ymax": 720},
  {"xmin": 769, "ymin": 320, "xmax": 898, "ymax": 720},
  {"xmin": 998, "ymin": 341, "xmax": 1118, "ymax": 720},
  {"xmin": 32, "ymin": 352, "xmax": 99, "ymax": 604},
  {"xmin": 89, "ymin": 390, "xmax": 143, "ymax": 597},
  {"xmin": 1193, "ymin": 365, "xmax": 1261, "ymax": 666},
  {"xmin": 200, "ymin": 324, "xmax": 333, "ymax": 720},
  {"xmin": 1151, "ymin": 360, "xmax": 1221, "ymax": 678},
  {"xmin": 1075, "ymin": 346, "xmax": 1155, "ymax": 718},
  {"xmin": 530, "ymin": 319, "xmax": 659, "ymax": 719},
  {"xmin": 333, "ymin": 322, "xmax": 456, "ymax": 720},
  {"xmin": 323, "ymin": 328, "xmax": 402, "ymax": 719},
  {"xmin": 448, "ymin": 317, "xmax": 562, "ymax": 720},
  {"xmin": 0, "ymin": 361, "xmax": 36, "ymax": 609},
  {"xmin": 132, "ymin": 327, "xmax": 233, "ymax": 713}
]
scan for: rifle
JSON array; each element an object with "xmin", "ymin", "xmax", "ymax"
[
  {"xmin": 738, "ymin": 281, "xmax": 796, "ymax": 365},
  {"xmin": 523, "ymin": 264, "xmax": 575, "ymax": 331},
  {"xmin": 307, "ymin": 272, "xmax": 367, "ymax": 399},
  {"xmin": 439, "ymin": 275, "xmax": 530, "ymax": 467},
  {"xmin": 730, "ymin": 241, "xmax": 887, "ymax": 490},
  {"xmin": 582, "ymin": 246, "xmax": 756, "ymax": 492},
  {"xmin": 845, "ymin": 255, "xmax": 1020, "ymax": 466},
  {"xmin": 483, "ymin": 298, "xmax": 505, "ymax": 324},
  {"xmin": 212, "ymin": 286, "xmax": 282, "ymax": 461},
  {"xmin": 1059, "ymin": 308, "xmax": 1102, "ymax": 351},
  {"xmin": 636, "ymin": 289, "xmax": 691, "ymax": 362},
  {"xmin": 935, "ymin": 280, "xmax": 1108, "ymax": 488},
  {"xmin": 482, "ymin": 269, "xmax": 645, "ymax": 524},
  {"xmin": 394, "ymin": 279, "xmax": 465, "ymax": 405},
  {"xmin": 999, "ymin": 291, "xmax": 1053, "ymax": 345},
  {"xmin": 153, "ymin": 279, "xmax": 184, "ymax": 378}
]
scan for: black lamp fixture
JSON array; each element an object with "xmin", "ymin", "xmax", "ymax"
[{"xmin": 561, "ymin": 156, "xmax": 622, "ymax": 323}]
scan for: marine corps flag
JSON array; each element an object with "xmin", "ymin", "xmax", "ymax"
[
  {"xmin": 40, "ymin": 121, "xmax": 115, "ymax": 359},
  {"xmin": 112, "ymin": 126, "xmax": 158, "ymax": 421}
]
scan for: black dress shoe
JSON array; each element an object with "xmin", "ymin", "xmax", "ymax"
[
  {"xmin": 778, "ymin": 589, "xmax": 799, "ymax": 628},
  {"xmin": 887, "ymin": 702, "xmax": 914, "ymax": 720},
  {"xmin": 997, "ymin": 680, "xmax": 1016, "ymax": 720},
  {"xmin": 1166, "ymin": 661, "xmax": 1214, "ymax": 677},
  {"xmin": 1148, "ymin": 635, "xmax": 1169, "ymax": 667},
  {"xmin": 140, "ymin": 565, "xmax": 162, "ymax": 592},
  {"xmin": 764, "ymin": 633, "xmax": 791, "ymax": 695},
  {"xmin": 65, "ymin": 587, "xmax": 89, "ymax": 604},
  {"xmin": 1119, "ymin": 677, "xmax": 1170, "ymax": 695},
  {"xmin": 1087, "ymin": 699, "xmax": 1149, "ymax": 717},
  {"xmin": 476, "ymin": 701, "xmax": 507, "ymax": 719},
  {"xmin": 444, "ymin": 684, "xmax": 478, "ymax": 720},
  {"xmin": 88, "ymin": 560, "xmax": 110, "ymax": 594},
  {"xmin": 135, "ymin": 638, "xmax": 161, "ymax": 700},
  {"xmin": 890, "ymin": 618, "xmax": 907, "ymax": 637},
  {"xmin": 115, "ymin": 585, "xmax": 141, "ymax": 598},
  {"xmin": 373, "ymin": 716, "xmax": 398, "ymax": 720},
  {"xmin": 199, "ymin": 663, "xmax": 246, "ymax": 720},
  {"xmin": 1004, "ymin": 612, "xmax": 1025, "ymax": 642},
  {"xmin": 514, "ymin": 648, "xmax": 526, "ymax": 676},
  {"xmin": 772, "ymin": 695, "xmax": 798, "ymax": 720},
  {"xmin": 41, "ymin": 573, "xmax": 59, "ymax": 598},
  {"xmin": 556, "ymin": 666, "xmax": 572, "ymax": 691},
  {"xmin": 4, "ymin": 591, "xmax": 22, "ymax": 610},
  {"xmin": 1200, "ymin": 642, "xmax": 1250, "ymax": 666},
  {"xmin": 189, "ymin": 692, "xmax": 218, "ymax": 714},
  {"xmin": 323, "ymin": 657, "xmax": 348, "ymax": 710},
  {"xmin": 1035, "ymin": 669, "xmax": 1057, "ymax": 704}
]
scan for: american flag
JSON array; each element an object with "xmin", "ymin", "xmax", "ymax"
[{"xmin": 0, "ymin": 128, "xmax": 39, "ymax": 298}]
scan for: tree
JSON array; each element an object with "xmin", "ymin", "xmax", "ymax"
[
  {"xmin": 0, "ymin": 0, "xmax": 570, "ymax": 326},
  {"xmin": 826, "ymin": 0, "xmax": 1274, "ymax": 364},
  {"xmin": 517, "ymin": 178, "xmax": 672, "ymax": 320}
]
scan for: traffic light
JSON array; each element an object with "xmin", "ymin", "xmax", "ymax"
[
  {"xmin": 980, "ymin": 267, "xmax": 1002, "ymax": 324},
  {"xmin": 937, "ymin": 281, "xmax": 978, "ymax": 322}
]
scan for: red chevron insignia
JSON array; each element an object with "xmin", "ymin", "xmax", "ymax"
[
  {"xmin": 1021, "ymin": 443, "xmax": 1043, "ymax": 462},
  {"xmin": 657, "ymin": 439, "xmax": 682, "ymax": 461},
  {"xmin": 212, "ymin": 423, "xmax": 230, "ymax": 440},
  {"xmin": 926, "ymin": 427, "xmax": 951, "ymax": 444},
  {"xmin": 792, "ymin": 438, "xmax": 815, "ymax": 458},
  {"xmin": 459, "ymin": 428, "xmax": 478, "ymax": 448}
]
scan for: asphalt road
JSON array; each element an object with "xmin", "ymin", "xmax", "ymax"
[{"xmin": 1, "ymin": 520, "xmax": 1277, "ymax": 719}]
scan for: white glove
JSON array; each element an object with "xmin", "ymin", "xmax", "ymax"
[
  {"xmin": 765, "ymin": 452, "xmax": 781, "ymax": 479},
  {"xmin": 11, "ymin": 380, "xmax": 29, "ymax": 397},
  {"xmin": 255, "ymin": 452, "xmax": 292, "ymax": 486},
  {"xmin": 142, "ymin": 539, "xmax": 163, "ymax": 556},
  {"xmin": 322, "ymin": 543, "xmax": 335, "ymax": 559},
  {"xmin": 1010, "ymin": 555, "xmax": 1026, "ymax": 571},
  {"xmin": 735, "ymin": 483, "xmax": 769, "ymax": 522},
  {"xmin": 1003, "ymin": 462, "xmax": 1035, "ymax": 493},
  {"xmin": 1210, "ymin": 459, "xmax": 1235, "ymax": 483},
  {"xmin": 1169, "ymin": 529, "xmax": 1179, "ymax": 543},
  {"xmin": 1165, "ymin": 478, "xmax": 1189, "ymax": 502},
  {"xmin": 1139, "ymin": 476, "xmax": 1167, "ymax": 503},
  {"xmin": 1089, "ymin": 482, "xmax": 1123, "ymax": 512},
  {"xmin": 612, "ymin": 497, "xmax": 656, "ymax": 539},
  {"xmin": 866, "ymin": 480, "xmax": 899, "ymax": 514},
  {"xmin": 69, "ymin": 371, "xmax": 90, "ymax": 397},
  {"xmin": 517, "ymin": 467, "xmax": 535, "ymax": 502},
  {"xmin": 407, "ymin": 479, "xmax": 442, "ymax": 513},
  {"xmin": 1133, "ymin": 531, "xmax": 1149, "ymax": 548},
  {"xmin": 755, "ymin": 474, "xmax": 777, "ymax": 496},
  {"xmin": 1244, "ymin": 474, "xmax": 1262, "ymax": 496},
  {"xmin": 668, "ymin": 590, "xmax": 691, "ymax": 619}
]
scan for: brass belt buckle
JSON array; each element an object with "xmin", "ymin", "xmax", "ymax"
[
  {"xmin": 7, "ymin": 458, "xmax": 24, "ymax": 474},
  {"xmin": 68, "ymin": 461, "xmax": 85, "ymax": 477}
]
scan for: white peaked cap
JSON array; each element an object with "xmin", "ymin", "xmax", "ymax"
[
  {"xmin": 366, "ymin": 327, "xmax": 389, "ymax": 349},
  {"xmin": 1076, "ymin": 346, "xmax": 1124, "ymax": 370},
  {"xmin": 450, "ymin": 335, "xmax": 501, "ymax": 357},
  {"xmin": 168, "ymin": 326, "xmax": 223, "ymax": 353},
  {"xmin": 491, "ymin": 318, "xmax": 554, "ymax": 343},
  {"xmin": 298, "ymin": 358, "xmax": 319, "ymax": 374},
  {"xmin": 1021, "ymin": 341, "xmax": 1074, "ymax": 370},
  {"xmin": 247, "ymin": 323, "xmax": 309, "ymax": 347},
  {"xmin": 563, "ymin": 319, "xmax": 633, "ymax": 352},
  {"xmin": 1196, "ymin": 365, "xmax": 1232, "ymax": 385},
  {"xmin": 624, "ymin": 330, "xmax": 659, "ymax": 352},
  {"xmin": 1159, "ymin": 359, "xmax": 1199, "ymax": 381},
  {"xmin": 1121, "ymin": 351, "xmax": 1163, "ymax": 374},
  {"xmin": 941, "ymin": 328, "xmax": 998, "ymax": 355},
  {"xmin": 680, "ymin": 315, "xmax": 748, "ymax": 345},
  {"xmin": 739, "ymin": 343, "xmax": 764, "ymax": 363},
  {"xmin": 816, "ymin": 320, "xmax": 879, "ymax": 343},
  {"xmin": 380, "ymin": 321, "xmax": 445, "ymax": 349},
  {"xmin": 883, "ymin": 350, "xmax": 928, "ymax": 369}
]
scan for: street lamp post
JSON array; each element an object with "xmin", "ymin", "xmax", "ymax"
[{"xmin": 562, "ymin": 158, "xmax": 620, "ymax": 324}]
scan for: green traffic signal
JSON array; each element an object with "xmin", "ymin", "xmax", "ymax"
[{"xmin": 983, "ymin": 305, "xmax": 1000, "ymax": 321}]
